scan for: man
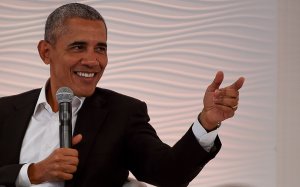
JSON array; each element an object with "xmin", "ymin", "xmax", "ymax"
[{"xmin": 0, "ymin": 3, "xmax": 245, "ymax": 187}]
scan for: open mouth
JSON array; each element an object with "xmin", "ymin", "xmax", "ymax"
[{"xmin": 76, "ymin": 72, "xmax": 95, "ymax": 78}]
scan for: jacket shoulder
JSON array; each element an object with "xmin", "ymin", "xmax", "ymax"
[
  {"xmin": 0, "ymin": 88, "xmax": 41, "ymax": 109},
  {"xmin": 94, "ymin": 87, "xmax": 145, "ymax": 106}
]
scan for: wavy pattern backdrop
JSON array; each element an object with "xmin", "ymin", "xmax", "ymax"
[{"xmin": 0, "ymin": 0, "xmax": 276, "ymax": 186}]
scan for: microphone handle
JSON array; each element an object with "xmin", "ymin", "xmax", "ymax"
[
  {"xmin": 60, "ymin": 124, "xmax": 72, "ymax": 148},
  {"xmin": 59, "ymin": 102, "xmax": 72, "ymax": 148}
]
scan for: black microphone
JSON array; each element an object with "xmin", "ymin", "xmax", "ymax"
[{"xmin": 56, "ymin": 87, "xmax": 74, "ymax": 148}]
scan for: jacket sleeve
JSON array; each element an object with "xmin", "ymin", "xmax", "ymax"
[
  {"xmin": 0, "ymin": 90, "xmax": 39, "ymax": 187},
  {"xmin": 0, "ymin": 164, "xmax": 23, "ymax": 186},
  {"xmin": 124, "ymin": 101, "xmax": 222, "ymax": 187}
]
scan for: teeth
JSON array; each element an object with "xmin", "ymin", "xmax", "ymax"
[{"xmin": 77, "ymin": 72, "xmax": 95, "ymax": 78}]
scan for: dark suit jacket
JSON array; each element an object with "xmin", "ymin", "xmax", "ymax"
[{"xmin": 0, "ymin": 87, "xmax": 221, "ymax": 187}]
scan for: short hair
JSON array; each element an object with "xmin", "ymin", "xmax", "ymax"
[{"xmin": 45, "ymin": 3, "xmax": 107, "ymax": 44}]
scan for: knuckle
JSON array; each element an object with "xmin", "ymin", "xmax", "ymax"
[
  {"xmin": 54, "ymin": 148, "xmax": 61, "ymax": 154},
  {"xmin": 70, "ymin": 165, "xmax": 77, "ymax": 173},
  {"xmin": 52, "ymin": 171, "xmax": 59, "ymax": 177},
  {"xmin": 66, "ymin": 174, "xmax": 73, "ymax": 180},
  {"xmin": 53, "ymin": 163, "xmax": 60, "ymax": 170},
  {"xmin": 63, "ymin": 173, "xmax": 73, "ymax": 180},
  {"xmin": 74, "ymin": 158, "xmax": 79, "ymax": 165},
  {"xmin": 53, "ymin": 155, "xmax": 61, "ymax": 162},
  {"xmin": 231, "ymin": 100, "xmax": 237, "ymax": 106},
  {"xmin": 73, "ymin": 151, "xmax": 79, "ymax": 157}
]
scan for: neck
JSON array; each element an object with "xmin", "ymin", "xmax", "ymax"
[{"xmin": 46, "ymin": 83, "xmax": 59, "ymax": 112}]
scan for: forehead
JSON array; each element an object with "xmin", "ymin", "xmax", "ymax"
[{"xmin": 57, "ymin": 18, "xmax": 107, "ymax": 42}]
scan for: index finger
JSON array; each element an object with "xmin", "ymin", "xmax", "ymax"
[
  {"xmin": 57, "ymin": 148, "xmax": 79, "ymax": 157},
  {"xmin": 228, "ymin": 77, "xmax": 245, "ymax": 90}
]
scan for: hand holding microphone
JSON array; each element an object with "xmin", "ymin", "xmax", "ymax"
[
  {"xmin": 28, "ymin": 134, "xmax": 82, "ymax": 184},
  {"xmin": 27, "ymin": 87, "xmax": 83, "ymax": 184}
]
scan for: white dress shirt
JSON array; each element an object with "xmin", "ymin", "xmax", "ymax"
[
  {"xmin": 15, "ymin": 83, "xmax": 218, "ymax": 187},
  {"xmin": 16, "ymin": 83, "xmax": 84, "ymax": 187}
]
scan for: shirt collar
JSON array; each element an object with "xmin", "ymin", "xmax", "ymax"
[{"xmin": 33, "ymin": 80, "xmax": 85, "ymax": 116}]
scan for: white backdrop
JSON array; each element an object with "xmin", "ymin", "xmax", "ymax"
[{"xmin": 0, "ymin": 1, "xmax": 277, "ymax": 186}]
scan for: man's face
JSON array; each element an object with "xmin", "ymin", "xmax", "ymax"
[{"xmin": 47, "ymin": 18, "xmax": 107, "ymax": 97}]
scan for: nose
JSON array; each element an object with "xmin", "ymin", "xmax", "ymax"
[{"xmin": 80, "ymin": 58, "xmax": 99, "ymax": 66}]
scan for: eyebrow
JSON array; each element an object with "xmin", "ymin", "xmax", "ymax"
[
  {"xmin": 96, "ymin": 42, "xmax": 107, "ymax": 48},
  {"xmin": 68, "ymin": 41, "xmax": 107, "ymax": 48},
  {"xmin": 68, "ymin": 41, "xmax": 86, "ymax": 47}
]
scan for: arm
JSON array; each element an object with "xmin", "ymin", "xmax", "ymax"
[
  {"xmin": 0, "ymin": 90, "xmax": 40, "ymax": 186},
  {"xmin": 126, "ymin": 71, "xmax": 245, "ymax": 186},
  {"xmin": 124, "ymin": 101, "xmax": 221, "ymax": 187}
]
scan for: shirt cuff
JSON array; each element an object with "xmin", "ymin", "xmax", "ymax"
[
  {"xmin": 192, "ymin": 118, "xmax": 219, "ymax": 152},
  {"xmin": 15, "ymin": 163, "xmax": 32, "ymax": 187}
]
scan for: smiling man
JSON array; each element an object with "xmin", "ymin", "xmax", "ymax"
[
  {"xmin": 0, "ymin": 3, "xmax": 245, "ymax": 187},
  {"xmin": 39, "ymin": 11, "xmax": 108, "ymax": 112}
]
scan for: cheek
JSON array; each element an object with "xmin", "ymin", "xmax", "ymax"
[
  {"xmin": 99, "ymin": 56, "xmax": 108, "ymax": 69},
  {"xmin": 51, "ymin": 60, "xmax": 65, "ymax": 71},
  {"xmin": 50, "ymin": 59, "xmax": 74, "ymax": 80}
]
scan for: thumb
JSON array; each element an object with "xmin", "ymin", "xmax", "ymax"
[
  {"xmin": 207, "ymin": 71, "xmax": 224, "ymax": 92},
  {"xmin": 72, "ymin": 134, "xmax": 83, "ymax": 146}
]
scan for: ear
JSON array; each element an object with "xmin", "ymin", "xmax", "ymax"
[{"xmin": 37, "ymin": 40, "xmax": 51, "ymax": 65}]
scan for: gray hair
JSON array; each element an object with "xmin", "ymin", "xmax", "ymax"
[{"xmin": 45, "ymin": 3, "xmax": 107, "ymax": 44}]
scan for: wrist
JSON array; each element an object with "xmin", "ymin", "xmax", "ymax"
[
  {"xmin": 16, "ymin": 163, "xmax": 32, "ymax": 186},
  {"xmin": 198, "ymin": 111, "xmax": 221, "ymax": 132},
  {"xmin": 28, "ymin": 163, "xmax": 44, "ymax": 184}
]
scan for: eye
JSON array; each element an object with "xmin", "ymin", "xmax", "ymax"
[
  {"xmin": 70, "ymin": 44, "xmax": 85, "ymax": 51},
  {"xmin": 68, "ymin": 42, "xmax": 86, "ymax": 52},
  {"xmin": 95, "ymin": 46, "xmax": 107, "ymax": 54}
]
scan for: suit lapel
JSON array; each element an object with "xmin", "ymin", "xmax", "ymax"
[{"xmin": 72, "ymin": 91, "xmax": 108, "ymax": 173}]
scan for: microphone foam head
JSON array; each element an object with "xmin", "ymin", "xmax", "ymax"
[{"xmin": 56, "ymin": 87, "xmax": 74, "ymax": 103}]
